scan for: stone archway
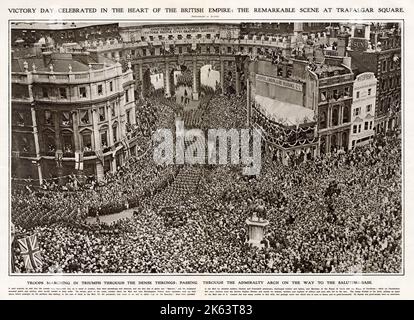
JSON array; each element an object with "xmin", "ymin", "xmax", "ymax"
[{"xmin": 200, "ymin": 64, "xmax": 220, "ymax": 92}]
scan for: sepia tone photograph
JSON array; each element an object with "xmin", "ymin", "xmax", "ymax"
[{"xmin": 9, "ymin": 21, "xmax": 402, "ymax": 274}]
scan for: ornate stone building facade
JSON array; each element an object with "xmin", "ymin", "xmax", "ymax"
[{"xmin": 11, "ymin": 51, "xmax": 136, "ymax": 184}]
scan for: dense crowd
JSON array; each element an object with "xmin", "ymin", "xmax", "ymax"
[{"xmin": 11, "ymin": 92, "xmax": 402, "ymax": 274}]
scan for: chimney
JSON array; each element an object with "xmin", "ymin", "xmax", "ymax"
[{"xmin": 337, "ymin": 33, "xmax": 350, "ymax": 57}]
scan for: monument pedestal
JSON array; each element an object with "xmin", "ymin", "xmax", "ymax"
[{"xmin": 245, "ymin": 213, "xmax": 269, "ymax": 248}]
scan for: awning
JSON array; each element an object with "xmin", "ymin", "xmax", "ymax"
[{"xmin": 255, "ymin": 95, "xmax": 315, "ymax": 126}]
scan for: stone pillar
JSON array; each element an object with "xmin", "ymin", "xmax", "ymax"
[
  {"xmin": 220, "ymin": 59, "xmax": 225, "ymax": 95},
  {"xmin": 31, "ymin": 107, "xmax": 43, "ymax": 185},
  {"xmin": 192, "ymin": 58, "xmax": 199, "ymax": 100},
  {"xmin": 326, "ymin": 134, "xmax": 331, "ymax": 153},
  {"xmin": 339, "ymin": 105, "xmax": 343, "ymax": 125},
  {"xmin": 235, "ymin": 70, "xmax": 241, "ymax": 96},
  {"xmin": 92, "ymin": 108, "xmax": 100, "ymax": 151},
  {"xmin": 165, "ymin": 61, "xmax": 171, "ymax": 97},
  {"xmin": 119, "ymin": 97, "xmax": 127, "ymax": 137},
  {"xmin": 54, "ymin": 111, "xmax": 62, "ymax": 152},
  {"xmin": 246, "ymin": 78, "xmax": 251, "ymax": 126},
  {"xmin": 327, "ymin": 106, "xmax": 332, "ymax": 128},
  {"xmin": 72, "ymin": 111, "xmax": 80, "ymax": 152},
  {"xmin": 138, "ymin": 62, "xmax": 144, "ymax": 98},
  {"xmin": 111, "ymin": 153, "xmax": 117, "ymax": 173},
  {"xmin": 96, "ymin": 159, "xmax": 104, "ymax": 181},
  {"xmin": 338, "ymin": 132, "xmax": 343, "ymax": 150}
]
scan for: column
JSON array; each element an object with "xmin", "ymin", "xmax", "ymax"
[
  {"xmin": 54, "ymin": 111, "xmax": 62, "ymax": 151},
  {"xmin": 92, "ymin": 108, "xmax": 104, "ymax": 182},
  {"xmin": 338, "ymin": 132, "xmax": 343, "ymax": 151},
  {"xmin": 328, "ymin": 106, "xmax": 332, "ymax": 128},
  {"xmin": 92, "ymin": 108, "xmax": 101, "ymax": 151},
  {"xmin": 118, "ymin": 97, "xmax": 126, "ymax": 137},
  {"xmin": 246, "ymin": 78, "xmax": 251, "ymax": 126},
  {"xmin": 31, "ymin": 107, "xmax": 43, "ymax": 185},
  {"xmin": 220, "ymin": 59, "xmax": 225, "ymax": 95},
  {"xmin": 72, "ymin": 111, "xmax": 80, "ymax": 152},
  {"xmin": 235, "ymin": 70, "xmax": 241, "ymax": 96},
  {"xmin": 165, "ymin": 61, "xmax": 171, "ymax": 98},
  {"xmin": 192, "ymin": 58, "xmax": 199, "ymax": 100},
  {"xmin": 339, "ymin": 105, "xmax": 343, "ymax": 125},
  {"xmin": 326, "ymin": 135, "xmax": 331, "ymax": 154},
  {"xmin": 139, "ymin": 62, "xmax": 144, "ymax": 98}
]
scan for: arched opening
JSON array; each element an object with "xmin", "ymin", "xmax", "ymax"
[
  {"xmin": 330, "ymin": 134, "xmax": 337, "ymax": 153},
  {"xmin": 200, "ymin": 64, "xmax": 220, "ymax": 92},
  {"xmin": 343, "ymin": 106, "xmax": 349, "ymax": 123},
  {"xmin": 342, "ymin": 131, "xmax": 348, "ymax": 150},
  {"xmin": 142, "ymin": 69, "xmax": 152, "ymax": 97},
  {"xmin": 332, "ymin": 107, "xmax": 339, "ymax": 126},
  {"xmin": 320, "ymin": 111, "xmax": 327, "ymax": 129}
]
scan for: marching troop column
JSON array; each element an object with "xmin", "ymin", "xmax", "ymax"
[
  {"xmin": 220, "ymin": 59, "xmax": 225, "ymax": 95},
  {"xmin": 192, "ymin": 57, "xmax": 199, "ymax": 100},
  {"xmin": 165, "ymin": 61, "xmax": 171, "ymax": 98}
]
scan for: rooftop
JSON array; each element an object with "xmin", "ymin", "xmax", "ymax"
[
  {"xmin": 11, "ymin": 22, "xmax": 116, "ymax": 30},
  {"xmin": 11, "ymin": 52, "xmax": 115, "ymax": 73}
]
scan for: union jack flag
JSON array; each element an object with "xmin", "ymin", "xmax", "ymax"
[{"xmin": 17, "ymin": 235, "xmax": 43, "ymax": 272}]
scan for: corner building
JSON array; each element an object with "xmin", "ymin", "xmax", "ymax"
[{"xmin": 11, "ymin": 51, "xmax": 137, "ymax": 184}]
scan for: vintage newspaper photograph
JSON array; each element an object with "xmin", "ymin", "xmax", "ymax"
[{"xmin": 0, "ymin": 0, "xmax": 412, "ymax": 299}]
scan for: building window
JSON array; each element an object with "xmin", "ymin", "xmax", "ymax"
[
  {"xmin": 320, "ymin": 111, "xmax": 327, "ymax": 129},
  {"xmin": 99, "ymin": 107, "xmax": 106, "ymax": 122},
  {"xmin": 15, "ymin": 111, "xmax": 25, "ymax": 126},
  {"xmin": 110, "ymin": 103, "xmax": 116, "ymax": 117},
  {"xmin": 112, "ymin": 125, "xmax": 118, "ymax": 143},
  {"xmin": 42, "ymin": 88, "xmax": 49, "ymax": 98},
  {"xmin": 368, "ymin": 88, "xmax": 372, "ymax": 96},
  {"xmin": 343, "ymin": 106, "xmax": 349, "ymax": 123},
  {"xmin": 320, "ymin": 91, "xmax": 327, "ymax": 102},
  {"xmin": 44, "ymin": 110, "xmax": 52, "ymax": 125},
  {"xmin": 82, "ymin": 133, "xmax": 92, "ymax": 152},
  {"xmin": 79, "ymin": 87, "xmax": 87, "ymax": 98},
  {"xmin": 354, "ymin": 107, "xmax": 360, "ymax": 116},
  {"xmin": 356, "ymin": 91, "xmax": 360, "ymax": 99},
  {"xmin": 382, "ymin": 60, "xmax": 387, "ymax": 72},
  {"xmin": 62, "ymin": 134, "xmax": 73, "ymax": 153},
  {"xmin": 369, "ymin": 121, "xmax": 373, "ymax": 130},
  {"xmin": 344, "ymin": 87, "xmax": 350, "ymax": 97},
  {"xmin": 80, "ymin": 110, "xmax": 90, "ymax": 125},
  {"xmin": 59, "ymin": 88, "xmax": 67, "ymax": 99},
  {"xmin": 142, "ymin": 48, "xmax": 146, "ymax": 56},
  {"xmin": 109, "ymin": 81, "xmax": 113, "ymax": 92},
  {"xmin": 61, "ymin": 112, "xmax": 71, "ymax": 126},
  {"xmin": 101, "ymin": 131, "xmax": 108, "ymax": 148},
  {"xmin": 366, "ymin": 104, "xmax": 372, "ymax": 113},
  {"xmin": 364, "ymin": 122, "xmax": 369, "ymax": 130},
  {"xmin": 44, "ymin": 133, "xmax": 55, "ymax": 153},
  {"xmin": 98, "ymin": 84, "xmax": 103, "ymax": 96},
  {"xmin": 125, "ymin": 89, "xmax": 129, "ymax": 103},
  {"xmin": 227, "ymin": 47, "xmax": 232, "ymax": 54},
  {"xmin": 358, "ymin": 124, "xmax": 362, "ymax": 133}
]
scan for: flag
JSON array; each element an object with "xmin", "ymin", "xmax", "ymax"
[
  {"xmin": 17, "ymin": 235, "xmax": 43, "ymax": 272},
  {"xmin": 75, "ymin": 151, "xmax": 84, "ymax": 171}
]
